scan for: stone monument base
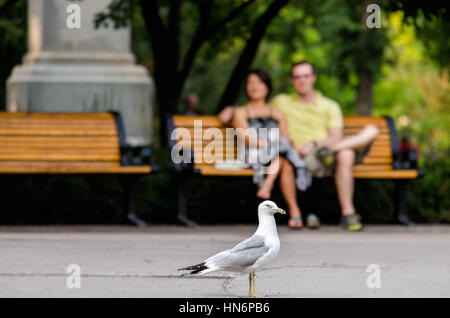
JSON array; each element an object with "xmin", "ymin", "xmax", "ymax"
[
  {"xmin": 7, "ymin": 57, "xmax": 154, "ymax": 147},
  {"xmin": 6, "ymin": 0, "xmax": 154, "ymax": 147}
]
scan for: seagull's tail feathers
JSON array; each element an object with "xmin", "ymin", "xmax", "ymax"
[
  {"xmin": 178, "ymin": 262, "xmax": 209, "ymax": 275},
  {"xmin": 179, "ymin": 250, "xmax": 231, "ymax": 275}
]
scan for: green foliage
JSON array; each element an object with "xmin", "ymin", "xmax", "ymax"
[
  {"xmin": 0, "ymin": 0, "xmax": 448, "ymax": 224},
  {"xmin": 414, "ymin": 11, "xmax": 450, "ymax": 69},
  {"xmin": 408, "ymin": 155, "xmax": 450, "ymax": 223},
  {"xmin": 0, "ymin": 0, "xmax": 26, "ymax": 110},
  {"xmin": 93, "ymin": 0, "xmax": 133, "ymax": 29}
]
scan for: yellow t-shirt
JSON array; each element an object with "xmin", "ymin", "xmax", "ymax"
[{"xmin": 270, "ymin": 92, "xmax": 343, "ymax": 149}]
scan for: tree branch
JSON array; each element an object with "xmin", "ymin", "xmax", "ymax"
[
  {"xmin": 217, "ymin": 0, "xmax": 289, "ymax": 111},
  {"xmin": 140, "ymin": 0, "xmax": 168, "ymax": 62},
  {"xmin": 168, "ymin": 0, "xmax": 181, "ymax": 72},
  {"xmin": 177, "ymin": 0, "xmax": 255, "ymax": 91},
  {"xmin": 202, "ymin": 0, "xmax": 255, "ymax": 41},
  {"xmin": 0, "ymin": 0, "xmax": 21, "ymax": 17}
]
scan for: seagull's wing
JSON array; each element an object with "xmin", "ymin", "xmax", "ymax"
[{"xmin": 205, "ymin": 234, "xmax": 269, "ymax": 269}]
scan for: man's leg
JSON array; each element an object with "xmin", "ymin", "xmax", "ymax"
[
  {"xmin": 330, "ymin": 125, "xmax": 379, "ymax": 216},
  {"xmin": 279, "ymin": 159, "xmax": 303, "ymax": 227},
  {"xmin": 334, "ymin": 149, "xmax": 356, "ymax": 215},
  {"xmin": 330, "ymin": 124, "xmax": 379, "ymax": 153}
]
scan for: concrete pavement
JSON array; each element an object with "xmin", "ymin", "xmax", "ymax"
[{"xmin": 0, "ymin": 225, "xmax": 449, "ymax": 297}]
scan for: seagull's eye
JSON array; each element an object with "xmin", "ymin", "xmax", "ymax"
[{"xmin": 266, "ymin": 204, "xmax": 271, "ymax": 208}]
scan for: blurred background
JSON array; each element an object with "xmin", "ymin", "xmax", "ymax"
[{"xmin": 0, "ymin": 0, "xmax": 448, "ymax": 225}]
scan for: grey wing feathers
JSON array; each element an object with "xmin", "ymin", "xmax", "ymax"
[
  {"xmin": 205, "ymin": 234, "xmax": 269, "ymax": 269},
  {"xmin": 231, "ymin": 234, "xmax": 266, "ymax": 252}
]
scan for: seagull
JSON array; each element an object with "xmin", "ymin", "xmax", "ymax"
[{"xmin": 178, "ymin": 200, "xmax": 285, "ymax": 297}]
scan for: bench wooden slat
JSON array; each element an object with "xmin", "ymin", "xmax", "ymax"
[
  {"xmin": 0, "ymin": 123, "xmax": 116, "ymax": 130},
  {"xmin": 352, "ymin": 164, "xmax": 393, "ymax": 171},
  {"xmin": 195, "ymin": 165, "xmax": 254, "ymax": 176},
  {"xmin": 0, "ymin": 112, "xmax": 114, "ymax": 119},
  {"xmin": 0, "ymin": 152, "xmax": 120, "ymax": 161},
  {"xmin": 0, "ymin": 136, "xmax": 119, "ymax": 148},
  {"xmin": 194, "ymin": 155, "xmax": 392, "ymax": 165},
  {"xmin": 353, "ymin": 170, "xmax": 418, "ymax": 179},
  {"xmin": 343, "ymin": 128, "xmax": 389, "ymax": 134},
  {"xmin": 173, "ymin": 115, "xmax": 224, "ymax": 128},
  {"xmin": 0, "ymin": 116, "xmax": 115, "ymax": 122},
  {"xmin": 173, "ymin": 116, "xmax": 391, "ymax": 129},
  {"xmin": 170, "ymin": 115, "xmax": 420, "ymax": 181},
  {"xmin": 177, "ymin": 128, "xmax": 392, "ymax": 142},
  {"xmin": 177, "ymin": 140, "xmax": 392, "ymax": 151},
  {"xmin": 0, "ymin": 161, "xmax": 151, "ymax": 174},
  {"xmin": 186, "ymin": 147, "xmax": 392, "ymax": 157},
  {"xmin": 343, "ymin": 117, "xmax": 388, "ymax": 127},
  {"xmin": 0, "ymin": 129, "xmax": 117, "ymax": 136},
  {"xmin": 195, "ymin": 166, "xmax": 416, "ymax": 179},
  {"xmin": 0, "ymin": 112, "xmax": 152, "ymax": 176}
]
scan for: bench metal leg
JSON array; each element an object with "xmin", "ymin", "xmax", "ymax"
[
  {"xmin": 395, "ymin": 180, "xmax": 415, "ymax": 227},
  {"xmin": 177, "ymin": 180, "xmax": 197, "ymax": 227},
  {"xmin": 123, "ymin": 176, "xmax": 148, "ymax": 227}
]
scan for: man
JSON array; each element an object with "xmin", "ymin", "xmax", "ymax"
[
  {"xmin": 270, "ymin": 61, "xmax": 379, "ymax": 231},
  {"xmin": 183, "ymin": 93, "xmax": 203, "ymax": 116}
]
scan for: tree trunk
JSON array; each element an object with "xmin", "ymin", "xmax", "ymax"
[
  {"xmin": 140, "ymin": 0, "xmax": 182, "ymax": 147},
  {"xmin": 140, "ymin": 0, "xmax": 282, "ymax": 145},
  {"xmin": 356, "ymin": 0, "xmax": 375, "ymax": 116},
  {"xmin": 355, "ymin": 69, "xmax": 373, "ymax": 116},
  {"xmin": 216, "ymin": 0, "xmax": 289, "ymax": 112}
]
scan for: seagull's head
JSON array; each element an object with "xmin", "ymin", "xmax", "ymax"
[{"xmin": 258, "ymin": 200, "xmax": 286, "ymax": 216}]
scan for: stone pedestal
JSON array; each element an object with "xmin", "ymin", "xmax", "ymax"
[{"xmin": 7, "ymin": 0, "xmax": 154, "ymax": 147}]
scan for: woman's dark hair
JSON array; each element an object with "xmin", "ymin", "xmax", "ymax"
[{"xmin": 245, "ymin": 68, "xmax": 272, "ymax": 101}]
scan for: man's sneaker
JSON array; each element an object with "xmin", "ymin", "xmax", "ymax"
[{"xmin": 340, "ymin": 214, "xmax": 363, "ymax": 231}]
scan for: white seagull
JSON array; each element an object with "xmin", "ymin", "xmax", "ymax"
[{"xmin": 178, "ymin": 200, "xmax": 285, "ymax": 297}]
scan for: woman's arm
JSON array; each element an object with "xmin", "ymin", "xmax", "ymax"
[
  {"xmin": 273, "ymin": 109, "xmax": 294, "ymax": 146},
  {"xmin": 218, "ymin": 106, "xmax": 235, "ymax": 125}
]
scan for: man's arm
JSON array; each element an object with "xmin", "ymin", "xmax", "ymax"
[
  {"xmin": 316, "ymin": 127, "xmax": 343, "ymax": 147},
  {"xmin": 298, "ymin": 127, "xmax": 343, "ymax": 157}
]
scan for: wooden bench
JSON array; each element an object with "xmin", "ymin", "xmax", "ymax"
[
  {"xmin": 167, "ymin": 114, "xmax": 422, "ymax": 226},
  {"xmin": 0, "ymin": 112, "xmax": 157, "ymax": 226}
]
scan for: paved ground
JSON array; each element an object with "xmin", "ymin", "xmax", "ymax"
[{"xmin": 0, "ymin": 225, "xmax": 449, "ymax": 298}]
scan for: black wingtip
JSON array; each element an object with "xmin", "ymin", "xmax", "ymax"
[{"xmin": 178, "ymin": 262, "xmax": 208, "ymax": 274}]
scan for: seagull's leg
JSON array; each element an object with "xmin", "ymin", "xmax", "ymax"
[
  {"xmin": 252, "ymin": 273, "xmax": 257, "ymax": 296},
  {"xmin": 251, "ymin": 272, "xmax": 264, "ymax": 298},
  {"xmin": 248, "ymin": 274, "xmax": 252, "ymax": 297}
]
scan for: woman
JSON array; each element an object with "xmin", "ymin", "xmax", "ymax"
[{"xmin": 232, "ymin": 69, "xmax": 310, "ymax": 229}]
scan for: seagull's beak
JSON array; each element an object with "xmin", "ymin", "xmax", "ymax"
[{"xmin": 275, "ymin": 208, "xmax": 286, "ymax": 215}]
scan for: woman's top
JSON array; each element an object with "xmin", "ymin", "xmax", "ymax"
[{"xmin": 242, "ymin": 106, "xmax": 311, "ymax": 191}]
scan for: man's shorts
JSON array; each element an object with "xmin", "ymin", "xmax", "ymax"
[{"xmin": 304, "ymin": 145, "xmax": 372, "ymax": 178}]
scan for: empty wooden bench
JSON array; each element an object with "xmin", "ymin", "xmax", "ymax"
[
  {"xmin": 167, "ymin": 114, "xmax": 422, "ymax": 226},
  {"xmin": 0, "ymin": 112, "xmax": 157, "ymax": 226}
]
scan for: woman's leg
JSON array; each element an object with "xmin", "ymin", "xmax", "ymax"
[
  {"xmin": 256, "ymin": 157, "xmax": 282, "ymax": 199},
  {"xmin": 279, "ymin": 159, "xmax": 303, "ymax": 228}
]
